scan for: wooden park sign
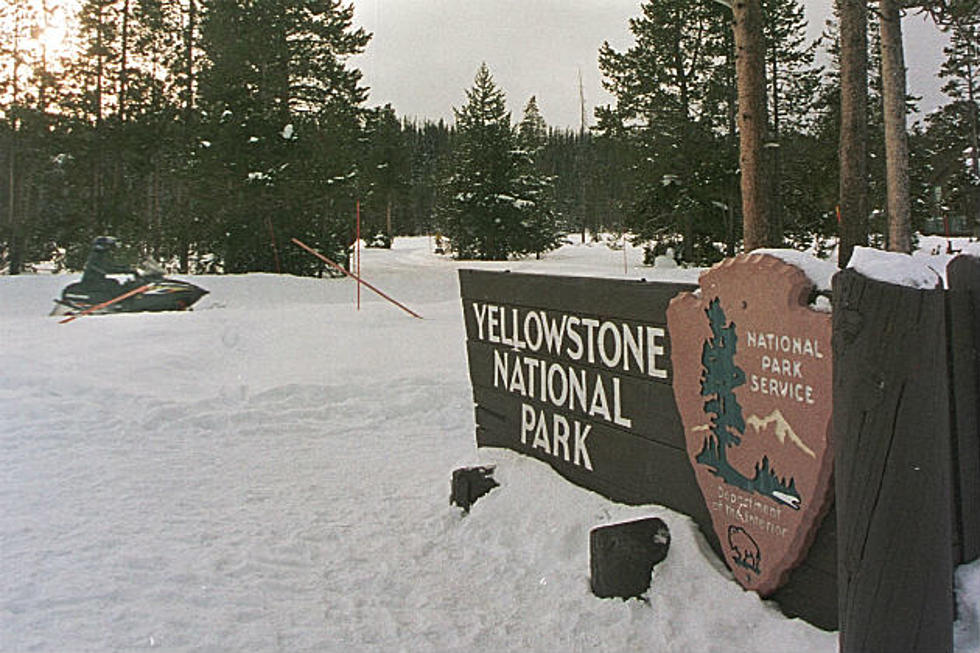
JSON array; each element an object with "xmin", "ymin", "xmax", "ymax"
[
  {"xmin": 458, "ymin": 256, "xmax": 835, "ymax": 606},
  {"xmin": 666, "ymin": 253, "xmax": 834, "ymax": 595},
  {"xmin": 458, "ymin": 269, "xmax": 701, "ymax": 512}
]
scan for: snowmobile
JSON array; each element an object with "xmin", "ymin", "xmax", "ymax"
[{"xmin": 51, "ymin": 260, "xmax": 209, "ymax": 317}]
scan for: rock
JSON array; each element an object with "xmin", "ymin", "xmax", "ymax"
[
  {"xmin": 450, "ymin": 466, "xmax": 499, "ymax": 513},
  {"xmin": 589, "ymin": 517, "xmax": 671, "ymax": 599}
]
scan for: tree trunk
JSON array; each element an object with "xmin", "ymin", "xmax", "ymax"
[
  {"xmin": 185, "ymin": 0, "xmax": 196, "ymax": 122},
  {"xmin": 880, "ymin": 0, "xmax": 912, "ymax": 253},
  {"xmin": 120, "ymin": 0, "xmax": 129, "ymax": 123},
  {"xmin": 179, "ymin": 0, "xmax": 197, "ymax": 272},
  {"xmin": 837, "ymin": 0, "xmax": 869, "ymax": 267},
  {"xmin": 770, "ymin": 42, "xmax": 783, "ymax": 246},
  {"xmin": 386, "ymin": 197, "xmax": 393, "ymax": 237},
  {"xmin": 966, "ymin": 30, "xmax": 980, "ymax": 228},
  {"xmin": 726, "ymin": 29, "xmax": 739, "ymax": 256},
  {"xmin": 7, "ymin": 130, "xmax": 19, "ymax": 275},
  {"xmin": 732, "ymin": 0, "xmax": 771, "ymax": 252},
  {"xmin": 8, "ymin": 10, "xmax": 21, "ymax": 274}
]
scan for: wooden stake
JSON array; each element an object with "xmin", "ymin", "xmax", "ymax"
[
  {"xmin": 356, "ymin": 200, "xmax": 361, "ymax": 311},
  {"xmin": 291, "ymin": 238, "xmax": 423, "ymax": 319}
]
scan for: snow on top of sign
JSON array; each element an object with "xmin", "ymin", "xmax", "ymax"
[
  {"xmin": 812, "ymin": 295, "xmax": 832, "ymax": 313},
  {"xmin": 848, "ymin": 246, "xmax": 943, "ymax": 289},
  {"xmin": 960, "ymin": 242, "xmax": 980, "ymax": 258},
  {"xmin": 752, "ymin": 248, "xmax": 837, "ymax": 292}
]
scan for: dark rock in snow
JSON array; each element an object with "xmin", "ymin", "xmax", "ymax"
[
  {"xmin": 450, "ymin": 466, "xmax": 499, "ymax": 513},
  {"xmin": 590, "ymin": 517, "xmax": 671, "ymax": 600}
]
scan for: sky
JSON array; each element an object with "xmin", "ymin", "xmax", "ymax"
[{"xmin": 349, "ymin": 0, "xmax": 952, "ymax": 130}]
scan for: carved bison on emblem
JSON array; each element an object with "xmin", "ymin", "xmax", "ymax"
[{"xmin": 728, "ymin": 525, "xmax": 761, "ymax": 574}]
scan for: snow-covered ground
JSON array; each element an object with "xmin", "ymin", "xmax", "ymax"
[{"xmin": 1, "ymin": 235, "xmax": 978, "ymax": 652}]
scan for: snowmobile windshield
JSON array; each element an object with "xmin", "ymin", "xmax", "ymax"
[{"xmin": 138, "ymin": 259, "xmax": 166, "ymax": 277}]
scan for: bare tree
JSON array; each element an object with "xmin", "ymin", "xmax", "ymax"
[
  {"xmin": 880, "ymin": 0, "xmax": 912, "ymax": 252},
  {"xmin": 838, "ymin": 0, "xmax": 870, "ymax": 267},
  {"xmin": 732, "ymin": 0, "xmax": 772, "ymax": 252}
]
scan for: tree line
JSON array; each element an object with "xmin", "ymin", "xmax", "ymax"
[{"xmin": 1, "ymin": 0, "xmax": 978, "ymax": 274}]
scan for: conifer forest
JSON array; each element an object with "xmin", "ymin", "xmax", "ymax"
[{"xmin": 1, "ymin": 0, "xmax": 978, "ymax": 274}]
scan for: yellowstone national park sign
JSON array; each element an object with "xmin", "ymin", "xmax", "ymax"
[
  {"xmin": 458, "ymin": 269, "xmax": 708, "ymax": 515},
  {"xmin": 459, "ymin": 260, "xmax": 833, "ymax": 597},
  {"xmin": 666, "ymin": 254, "xmax": 834, "ymax": 595}
]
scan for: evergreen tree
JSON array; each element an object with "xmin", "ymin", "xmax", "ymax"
[
  {"xmin": 732, "ymin": 0, "xmax": 772, "ymax": 252},
  {"xmin": 879, "ymin": 0, "xmax": 912, "ymax": 253},
  {"xmin": 437, "ymin": 64, "xmax": 560, "ymax": 260},
  {"xmin": 837, "ymin": 0, "xmax": 870, "ymax": 266},
  {"xmin": 762, "ymin": 0, "xmax": 824, "ymax": 244},
  {"xmin": 516, "ymin": 97, "xmax": 563, "ymax": 257},
  {"xmin": 517, "ymin": 96, "xmax": 547, "ymax": 153},
  {"xmin": 938, "ymin": 21, "xmax": 980, "ymax": 227},
  {"xmin": 0, "ymin": 0, "xmax": 85, "ymax": 273},
  {"xmin": 197, "ymin": 0, "xmax": 370, "ymax": 274},
  {"xmin": 361, "ymin": 104, "xmax": 411, "ymax": 246},
  {"xmin": 404, "ymin": 118, "xmax": 454, "ymax": 235},
  {"xmin": 597, "ymin": 0, "xmax": 737, "ymax": 264}
]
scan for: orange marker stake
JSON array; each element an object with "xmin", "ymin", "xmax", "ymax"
[
  {"xmin": 291, "ymin": 238, "xmax": 423, "ymax": 320},
  {"xmin": 59, "ymin": 284, "xmax": 152, "ymax": 324}
]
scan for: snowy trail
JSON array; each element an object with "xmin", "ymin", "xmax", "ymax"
[
  {"xmin": 1, "ymin": 320, "xmax": 473, "ymax": 651},
  {"xmin": 1, "ymin": 380, "xmax": 468, "ymax": 651},
  {"xmin": 2, "ymin": 236, "xmax": 976, "ymax": 652}
]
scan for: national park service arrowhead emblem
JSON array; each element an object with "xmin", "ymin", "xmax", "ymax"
[{"xmin": 666, "ymin": 253, "xmax": 834, "ymax": 595}]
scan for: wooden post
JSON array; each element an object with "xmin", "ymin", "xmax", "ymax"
[
  {"xmin": 291, "ymin": 238, "xmax": 423, "ymax": 319},
  {"xmin": 833, "ymin": 269, "xmax": 953, "ymax": 653},
  {"xmin": 947, "ymin": 254, "xmax": 980, "ymax": 564}
]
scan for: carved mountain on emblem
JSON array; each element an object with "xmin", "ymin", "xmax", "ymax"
[{"xmin": 746, "ymin": 409, "xmax": 815, "ymax": 459}]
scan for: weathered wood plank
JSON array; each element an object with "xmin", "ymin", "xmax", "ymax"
[
  {"xmin": 947, "ymin": 254, "xmax": 980, "ymax": 564},
  {"xmin": 472, "ymin": 384, "xmax": 711, "ymax": 524},
  {"xmin": 770, "ymin": 560, "xmax": 838, "ymax": 631},
  {"xmin": 465, "ymin": 340, "xmax": 687, "ymax": 448},
  {"xmin": 459, "ymin": 269, "xmax": 695, "ymax": 324},
  {"xmin": 833, "ymin": 269, "xmax": 954, "ymax": 653},
  {"xmin": 460, "ymin": 304, "xmax": 678, "ymax": 386}
]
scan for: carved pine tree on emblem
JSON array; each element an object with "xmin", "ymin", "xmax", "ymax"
[{"xmin": 696, "ymin": 298, "xmax": 802, "ymax": 510}]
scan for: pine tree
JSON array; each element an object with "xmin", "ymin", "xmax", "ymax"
[
  {"xmin": 405, "ymin": 118, "xmax": 454, "ymax": 235},
  {"xmin": 762, "ymin": 0, "xmax": 823, "ymax": 245},
  {"xmin": 879, "ymin": 0, "xmax": 912, "ymax": 253},
  {"xmin": 361, "ymin": 104, "xmax": 411, "ymax": 246},
  {"xmin": 837, "ymin": 0, "xmax": 870, "ymax": 266},
  {"xmin": 0, "ymin": 0, "xmax": 85, "ymax": 272},
  {"xmin": 515, "ymin": 97, "xmax": 563, "ymax": 258},
  {"xmin": 437, "ymin": 64, "xmax": 560, "ymax": 260},
  {"xmin": 733, "ymin": 0, "xmax": 772, "ymax": 253},
  {"xmin": 597, "ymin": 0, "xmax": 738, "ymax": 264},
  {"xmin": 939, "ymin": 21, "xmax": 980, "ymax": 226},
  {"xmin": 697, "ymin": 298, "xmax": 747, "ymax": 479},
  {"xmin": 517, "ymin": 96, "xmax": 547, "ymax": 153},
  {"xmin": 197, "ymin": 0, "xmax": 370, "ymax": 274}
]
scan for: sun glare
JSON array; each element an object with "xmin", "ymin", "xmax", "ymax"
[
  {"xmin": 36, "ymin": 20, "xmax": 68, "ymax": 54},
  {"xmin": 22, "ymin": 0, "xmax": 77, "ymax": 61}
]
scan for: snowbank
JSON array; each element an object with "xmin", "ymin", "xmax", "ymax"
[
  {"xmin": 0, "ymin": 236, "xmax": 976, "ymax": 652},
  {"xmin": 848, "ymin": 246, "xmax": 944, "ymax": 289}
]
